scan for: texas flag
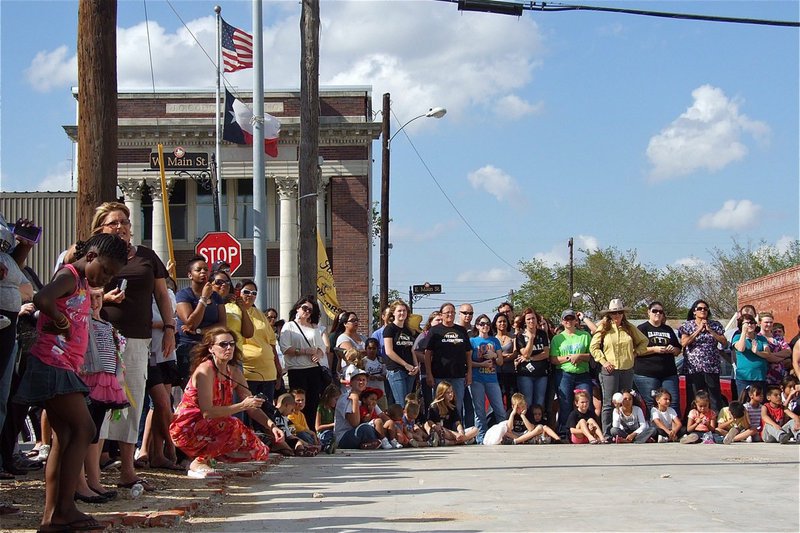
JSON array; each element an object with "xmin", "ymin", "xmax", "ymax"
[{"xmin": 223, "ymin": 89, "xmax": 280, "ymax": 158}]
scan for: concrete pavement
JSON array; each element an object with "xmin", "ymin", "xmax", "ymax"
[{"xmin": 186, "ymin": 443, "xmax": 799, "ymax": 532}]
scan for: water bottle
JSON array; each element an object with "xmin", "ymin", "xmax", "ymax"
[{"xmin": 130, "ymin": 483, "xmax": 144, "ymax": 499}]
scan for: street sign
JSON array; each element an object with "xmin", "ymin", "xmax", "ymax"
[
  {"xmin": 412, "ymin": 282, "xmax": 442, "ymax": 294},
  {"xmin": 196, "ymin": 232, "xmax": 242, "ymax": 275}
]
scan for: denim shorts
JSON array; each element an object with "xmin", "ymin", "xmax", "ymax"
[{"xmin": 14, "ymin": 355, "xmax": 89, "ymax": 406}]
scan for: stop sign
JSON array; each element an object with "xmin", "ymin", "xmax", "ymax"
[{"xmin": 195, "ymin": 232, "xmax": 242, "ymax": 275}]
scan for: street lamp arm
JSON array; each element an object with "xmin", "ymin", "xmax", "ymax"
[{"xmin": 388, "ymin": 107, "xmax": 447, "ymax": 144}]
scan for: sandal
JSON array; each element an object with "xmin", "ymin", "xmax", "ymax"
[
  {"xmin": 0, "ymin": 502, "xmax": 20, "ymax": 516},
  {"xmin": 66, "ymin": 517, "xmax": 106, "ymax": 531},
  {"xmin": 295, "ymin": 447, "xmax": 317, "ymax": 457},
  {"xmin": 133, "ymin": 458, "xmax": 149, "ymax": 469}
]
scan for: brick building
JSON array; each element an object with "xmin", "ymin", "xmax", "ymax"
[
  {"xmin": 737, "ymin": 264, "xmax": 800, "ymax": 339},
  {"xmin": 61, "ymin": 87, "xmax": 381, "ymax": 321}
]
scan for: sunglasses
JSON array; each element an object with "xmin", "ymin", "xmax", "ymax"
[
  {"xmin": 695, "ymin": 306, "xmax": 709, "ymax": 311},
  {"xmin": 743, "ymin": 321, "xmax": 755, "ymax": 325},
  {"xmin": 461, "ymin": 311, "xmax": 473, "ymax": 315},
  {"xmin": 300, "ymin": 305, "xmax": 313, "ymax": 312},
  {"xmin": 347, "ymin": 318, "xmax": 360, "ymax": 323},
  {"xmin": 650, "ymin": 309, "xmax": 664, "ymax": 314},
  {"xmin": 477, "ymin": 321, "xmax": 490, "ymax": 326},
  {"xmin": 213, "ymin": 279, "xmax": 229, "ymax": 286},
  {"xmin": 215, "ymin": 341, "xmax": 236, "ymax": 349},
  {"xmin": 241, "ymin": 289, "xmax": 257, "ymax": 296},
  {"xmin": 563, "ymin": 316, "xmax": 576, "ymax": 321},
  {"xmin": 266, "ymin": 314, "xmax": 277, "ymax": 320},
  {"xmin": 609, "ymin": 311, "xmax": 623, "ymax": 316}
]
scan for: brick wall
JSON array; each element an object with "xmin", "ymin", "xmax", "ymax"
[
  {"xmin": 738, "ymin": 265, "xmax": 800, "ymax": 339},
  {"xmin": 330, "ymin": 175, "xmax": 370, "ymax": 323}
]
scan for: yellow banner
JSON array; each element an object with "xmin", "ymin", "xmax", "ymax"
[{"xmin": 316, "ymin": 233, "xmax": 343, "ymax": 320}]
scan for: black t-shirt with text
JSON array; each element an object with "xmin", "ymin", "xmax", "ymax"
[
  {"xmin": 426, "ymin": 324, "xmax": 471, "ymax": 378},
  {"xmin": 634, "ymin": 322, "xmax": 680, "ymax": 379},
  {"xmin": 427, "ymin": 403, "xmax": 461, "ymax": 431},
  {"xmin": 383, "ymin": 322, "xmax": 415, "ymax": 371},
  {"xmin": 514, "ymin": 329, "xmax": 550, "ymax": 377}
]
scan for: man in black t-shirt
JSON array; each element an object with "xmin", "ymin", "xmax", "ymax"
[{"xmin": 424, "ymin": 303, "xmax": 472, "ymax": 421}]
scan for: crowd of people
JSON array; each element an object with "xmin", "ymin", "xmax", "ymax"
[{"xmin": 1, "ymin": 204, "xmax": 799, "ymax": 530}]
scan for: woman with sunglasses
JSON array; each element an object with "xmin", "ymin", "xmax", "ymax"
[
  {"xmin": 175, "ymin": 256, "xmax": 227, "ymax": 388},
  {"xmin": 227, "ymin": 280, "xmax": 280, "ymax": 407},
  {"xmin": 590, "ymin": 299, "xmax": 649, "ymax": 438},
  {"xmin": 634, "ymin": 302, "xmax": 682, "ymax": 414},
  {"xmin": 679, "ymin": 299, "xmax": 728, "ymax": 414},
  {"xmin": 280, "ymin": 297, "xmax": 326, "ymax": 428},
  {"xmin": 469, "ymin": 314, "xmax": 506, "ymax": 444},
  {"xmin": 170, "ymin": 327, "xmax": 284, "ymax": 478}
]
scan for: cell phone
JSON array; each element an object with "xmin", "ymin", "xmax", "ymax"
[
  {"xmin": 11, "ymin": 223, "xmax": 42, "ymax": 245},
  {"xmin": 118, "ymin": 279, "xmax": 128, "ymax": 292}
]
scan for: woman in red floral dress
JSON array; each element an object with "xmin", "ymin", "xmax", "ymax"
[{"xmin": 170, "ymin": 327, "xmax": 285, "ymax": 478}]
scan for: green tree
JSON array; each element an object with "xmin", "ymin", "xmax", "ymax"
[{"xmin": 371, "ymin": 288, "xmax": 402, "ymax": 330}]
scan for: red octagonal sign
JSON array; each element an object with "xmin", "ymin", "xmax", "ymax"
[{"xmin": 195, "ymin": 232, "xmax": 242, "ymax": 275}]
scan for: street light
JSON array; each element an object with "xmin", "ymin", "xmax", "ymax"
[{"xmin": 380, "ymin": 93, "xmax": 447, "ymax": 314}]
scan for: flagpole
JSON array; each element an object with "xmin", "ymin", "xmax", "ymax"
[
  {"xmin": 214, "ymin": 5, "xmax": 223, "ymax": 232},
  {"xmin": 252, "ymin": 0, "xmax": 268, "ymax": 309}
]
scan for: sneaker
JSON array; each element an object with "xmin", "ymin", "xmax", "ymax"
[
  {"xmin": 0, "ymin": 315, "xmax": 10, "ymax": 331},
  {"xmin": 325, "ymin": 438, "xmax": 338, "ymax": 455},
  {"xmin": 380, "ymin": 437, "xmax": 394, "ymax": 450},
  {"xmin": 464, "ymin": 437, "xmax": 476, "ymax": 445},
  {"xmin": 657, "ymin": 435, "xmax": 668, "ymax": 443},
  {"xmin": 429, "ymin": 432, "xmax": 440, "ymax": 447},
  {"xmin": 701, "ymin": 432, "xmax": 715, "ymax": 444},
  {"xmin": 409, "ymin": 439, "xmax": 420, "ymax": 448},
  {"xmin": 723, "ymin": 427, "xmax": 739, "ymax": 445},
  {"xmin": 541, "ymin": 435, "xmax": 552, "ymax": 444},
  {"xmin": 36, "ymin": 445, "xmax": 51, "ymax": 462},
  {"xmin": 680, "ymin": 433, "xmax": 700, "ymax": 444},
  {"xmin": 779, "ymin": 432, "xmax": 792, "ymax": 444},
  {"xmin": 745, "ymin": 436, "xmax": 753, "ymax": 443},
  {"xmin": 390, "ymin": 439, "xmax": 403, "ymax": 449},
  {"xmin": 501, "ymin": 436, "xmax": 514, "ymax": 445}
]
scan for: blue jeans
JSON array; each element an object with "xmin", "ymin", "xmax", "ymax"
[
  {"xmin": 517, "ymin": 375, "xmax": 548, "ymax": 409},
  {"xmin": 387, "ymin": 369, "xmax": 417, "ymax": 405},
  {"xmin": 633, "ymin": 374, "xmax": 680, "ymax": 414},
  {"xmin": 436, "ymin": 378, "xmax": 466, "ymax": 422},
  {"xmin": 337, "ymin": 422, "xmax": 379, "ymax": 449},
  {"xmin": 469, "ymin": 380, "xmax": 507, "ymax": 443},
  {"xmin": 554, "ymin": 369, "xmax": 593, "ymax": 434}
]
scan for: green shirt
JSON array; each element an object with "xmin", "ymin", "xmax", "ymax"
[{"xmin": 549, "ymin": 329, "xmax": 592, "ymax": 374}]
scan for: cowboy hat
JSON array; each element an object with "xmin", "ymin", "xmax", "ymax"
[{"xmin": 599, "ymin": 298, "xmax": 630, "ymax": 317}]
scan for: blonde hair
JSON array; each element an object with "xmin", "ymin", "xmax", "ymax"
[
  {"xmin": 388, "ymin": 299, "xmax": 410, "ymax": 322},
  {"xmin": 511, "ymin": 392, "xmax": 527, "ymax": 410},
  {"xmin": 431, "ymin": 381, "xmax": 455, "ymax": 418},
  {"xmin": 344, "ymin": 347, "xmax": 363, "ymax": 367},
  {"xmin": 404, "ymin": 401, "xmax": 420, "ymax": 418},
  {"xmin": 574, "ymin": 390, "xmax": 591, "ymax": 403},
  {"xmin": 91, "ymin": 202, "xmax": 130, "ymax": 235}
]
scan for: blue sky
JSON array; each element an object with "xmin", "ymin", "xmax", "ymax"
[{"xmin": 1, "ymin": 1, "xmax": 798, "ymax": 319}]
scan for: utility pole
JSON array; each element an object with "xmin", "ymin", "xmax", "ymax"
[
  {"xmin": 76, "ymin": 0, "xmax": 118, "ymax": 240},
  {"xmin": 568, "ymin": 237, "xmax": 574, "ymax": 308},
  {"xmin": 379, "ymin": 93, "xmax": 390, "ymax": 314},
  {"xmin": 298, "ymin": 0, "xmax": 320, "ymax": 298}
]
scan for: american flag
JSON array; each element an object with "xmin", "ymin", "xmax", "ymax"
[{"xmin": 221, "ymin": 18, "xmax": 253, "ymax": 72}]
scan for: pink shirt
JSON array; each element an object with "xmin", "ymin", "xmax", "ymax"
[{"xmin": 30, "ymin": 264, "xmax": 90, "ymax": 372}]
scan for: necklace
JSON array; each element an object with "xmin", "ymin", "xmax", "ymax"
[{"xmin": 126, "ymin": 244, "xmax": 137, "ymax": 260}]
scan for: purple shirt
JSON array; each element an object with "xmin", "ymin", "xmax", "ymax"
[{"xmin": 678, "ymin": 319, "xmax": 725, "ymax": 374}]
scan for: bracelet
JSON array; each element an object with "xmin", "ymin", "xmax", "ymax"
[{"xmin": 163, "ymin": 324, "xmax": 175, "ymax": 330}]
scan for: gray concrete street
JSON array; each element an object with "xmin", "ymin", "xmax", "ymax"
[{"xmin": 189, "ymin": 443, "xmax": 799, "ymax": 532}]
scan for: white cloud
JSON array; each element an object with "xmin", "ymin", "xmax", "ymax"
[
  {"xmin": 646, "ymin": 85, "xmax": 770, "ymax": 181},
  {"xmin": 25, "ymin": 46, "xmax": 77, "ymax": 92},
  {"xmin": 22, "ymin": 3, "xmax": 544, "ymax": 128},
  {"xmin": 494, "ymin": 94, "xmax": 544, "ymax": 119},
  {"xmin": 774, "ymin": 235, "xmax": 796, "ymax": 254},
  {"xmin": 673, "ymin": 256, "xmax": 706, "ymax": 268},
  {"xmin": 456, "ymin": 267, "xmax": 520, "ymax": 283},
  {"xmin": 34, "ymin": 162, "xmax": 74, "ymax": 192},
  {"xmin": 391, "ymin": 220, "xmax": 457, "ymax": 243},
  {"xmin": 467, "ymin": 165, "xmax": 524, "ymax": 206},
  {"xmin": 534, "ymin": 235, "xmax": 599, "ymax": 266},
  {"xmin": 697, "ymin": 199, "xmax": 761, "ymax": 231}
]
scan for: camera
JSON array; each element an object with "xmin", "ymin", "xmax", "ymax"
[
  {"xmin": 254, "ymin": 393, "xmax": 266, "ymax": 400},
  {"xmin": 11, "ymin": 223, "xmax": 42, "ymax": 245}
]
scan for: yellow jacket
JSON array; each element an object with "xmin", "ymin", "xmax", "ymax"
[{"xmin": 590, "ymin": 323, "xmax": 649, "ymax": 371}]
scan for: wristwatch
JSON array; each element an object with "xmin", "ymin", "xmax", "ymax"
[{"xmin": 163, "ymin": 324, "xmax": 175, "ymax": 331}]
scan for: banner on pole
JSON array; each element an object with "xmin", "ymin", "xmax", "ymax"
[{"xmin": 316, "ymin": 233, "xmax": 343, "ymax": 320}]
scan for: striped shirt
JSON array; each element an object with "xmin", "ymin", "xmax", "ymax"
[{"xmin": 744, "ymin": 401, "xmax": 762, "ymax": 431}]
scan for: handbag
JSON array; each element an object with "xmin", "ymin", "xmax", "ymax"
[{"xmin": 293, "ymin": 320, "xmax": 333, "ymax": 386}]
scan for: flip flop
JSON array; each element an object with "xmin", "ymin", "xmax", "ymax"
[
  {"xmin": 36, "ymin": 525, "xmax": 70, "ymax": 533},
  {"xmin": 66, "ymin": 517, "xmax": 106, "ymax": 531},
  {"xmin": 117, "ymin": 478, "xmax": 156, "ymax": 492},
  {"xmin": 133, "ymin": 458, "xmax": 149, "ymax": 469}
]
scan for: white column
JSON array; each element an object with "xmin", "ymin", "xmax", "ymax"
[
  {"xmin": 316, "ymin": 173, "xmax": 330, "ymax": 241},
  {"xmin": 276, "ymin": 176, "xmax": 298, "ymax": 321},
  {"xmin": 118, "ymin": 179, "xmax": 143, "ymax": 246},
  {"xmin": 146, "ymin": 179, "xmax": 172, "ymax": 265}
]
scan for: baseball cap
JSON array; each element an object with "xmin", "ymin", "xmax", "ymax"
[
  {"xmin": 345, "ymin": 367, "xmax": 368, "ymax": 383},
  {"xmin": 561, "ymin": 309, "xmax": 577, "ymax": 320}
]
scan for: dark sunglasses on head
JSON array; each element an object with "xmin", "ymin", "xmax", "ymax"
[
  {"xmin": 216, "ymin": 341, "xmax": 236, "ymax": 349},
  {"xmin": 241, "ymin": 289, "xmax": 257, "ymax": 296},
  {"xmin": 213, "ymin": 279, "xmax": 229, "ymax": 286}
]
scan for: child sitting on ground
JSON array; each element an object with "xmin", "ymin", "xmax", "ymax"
[
  {"xmin": 403, "ymin": 401, "xmax": 430, "ymax": 446},
  {"xmin": 425, "ymin": 381, "xmax": 479, "ymax": 446},
  {"xmin": 268, "ymin": 393, "xmax": 316, "ymax": 456},
  {"xmin": 386, "ymin": 404, "xmax": 410, "ymax": 447},
  {"xmin": 528, "ymin": 403, "xmax": 561, "ymax": 444},
  {"xmin": 716, "ymin": 401, "xmax": 756, "ymax": 444},
  {"xmin": 650, "ymin": 388, "xmax": 683, "ymax": 443},
  {"xmin": 316, "ymin": 383, "xmax": 341, "ymax": 453},
  {"xmin": 363, "ymin": 338, "xmax": 388, "ymax": 410},
  {"xmin": 742, "ymin": 385, "xmax": 764, "ymax": 441},
  {"xmin": 567, "ymin": 390, "xmax": 604, "ymax": 444},
  {"xmin": 682, "ymin": 391, "xmax": 717, "ymax": 444},
  {"xmin": 782, "ymin": 375, "xmax": 800, "ymax": 415},
  {"xmin": 761, "ymin": 385, "xmax": 800, "ymax": 444},
  {"xmin": 611, "ymin": 390, "xmax": 656, "ymax": 444},
  {"xmin": 360, "ymin": 388, "xmax": 402, "ymax": 449},
  {"xmin": 289, "ymin": 388, "xmax": 321, "ymax": 449},
  {"xmin": 484, "ymin": 394, "xmax": 560, "ymax": 445}
]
